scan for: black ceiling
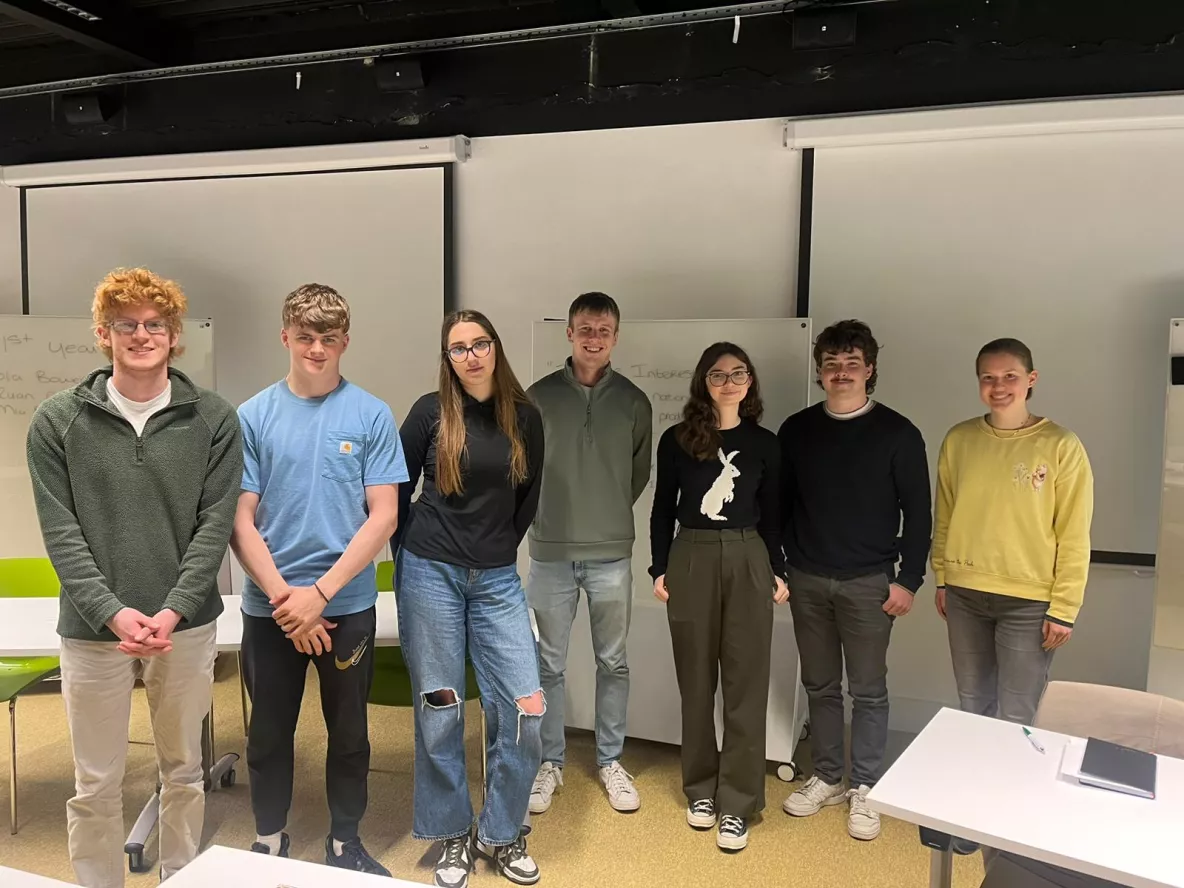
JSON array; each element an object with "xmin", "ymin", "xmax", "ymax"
[
  {"xmin": 3, "ymin": 0, "xmax": 1184, "ymax": 166},
  {"xmin": 0, "ymin": 1, "xmax": 788, "ymax": 88}
]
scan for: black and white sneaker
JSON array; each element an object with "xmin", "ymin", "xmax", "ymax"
[
  {"xmin": 326, "ymin": 836, "xmax": 392, "ymax": 876},
  {"xmin": 686, "ymin": 798, "xmax": 717, "ymax": 830},
  {"xmin": 434, "ymin": 835, "xmax": 474, "ymax": 888},
  {"xmin": 716, "ymin": 815, "xmax": 748, "ymax": 852},
  {"xmin": 476, "ymin": 834, "xmax": 540, "ymax": 885},
  {"xmin": 250, "ymin": 832, "xmax": 290, "ymax": 857}
]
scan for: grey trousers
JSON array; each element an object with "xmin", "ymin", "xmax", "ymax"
[
  {"xmin": 787, "ymin": 567, "xmax": 893, "ymax": 788},
  {"xmin": 944, "ymin": 586, "xmax": 1055, "ymax": 726}
]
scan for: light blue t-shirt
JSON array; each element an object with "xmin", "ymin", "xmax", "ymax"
[{"xmin": 238, "ymin": 378, "xmax": 409, "ymax": 618}]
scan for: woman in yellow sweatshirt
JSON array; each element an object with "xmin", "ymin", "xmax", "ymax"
[{"xmin": 932, "ymin": 338, "xmax": 1094, "ymax": 726}]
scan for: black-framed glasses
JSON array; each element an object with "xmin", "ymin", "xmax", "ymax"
[
  {"xmin": 706, "ymin": 369, "xmax": 751, "ymax": 387},
  {"xmin": 110, "ymin": 319, "xmax": 169, "ymax": 335},
  {"xmin": 447, "ymin": 339, "xmax": 494, "ymax": 363}
]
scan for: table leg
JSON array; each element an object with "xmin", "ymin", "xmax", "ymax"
[{"xmin": 929, "ymin": 847, "xmax": 953, "ymax": 888}]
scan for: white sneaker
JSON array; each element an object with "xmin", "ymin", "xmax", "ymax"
[
  {"xmin": 847, "ymin": 785, "xmax": 881, "ymax": 841},
  {"xmin": 599, "ymin": 761, "xmax": 640, "ymax": 812},
  {"xmin": 528, "ymin": 762, "xmax": 562, "ymax": 814},
  {"xmin": 782, "ymin": 775, "xmax": 846, "ymax": 817}
]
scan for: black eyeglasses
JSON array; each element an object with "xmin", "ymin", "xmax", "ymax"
[
  {"xmin": 447, "ymin": 339, "xmax": 494, "ymax": 363},
  {"xmin": 706, "ymin": 369, "xmax": 751, "ymax": 387}
]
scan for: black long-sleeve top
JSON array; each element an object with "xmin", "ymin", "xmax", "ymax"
[
  {"xmin": 777, "ymin": 402, "xmax": 932, "ymax": 592},
  {"xmin": 393, "ymin": 391, "xmax": 544, "ymax": 569},
  {"xmin": 649, "ymin": 418, "xmax": 785, "ymax": 580}
]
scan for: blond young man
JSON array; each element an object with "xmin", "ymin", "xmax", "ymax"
[
  {"xmin": 27, "ymin": 268, "xmax": 243, "ymax": 888},
  {"xmin": 231, "ymin": 284, "xmax": 406, "ymax": 875}
]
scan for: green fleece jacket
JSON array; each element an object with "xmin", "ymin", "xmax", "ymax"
[
  {"xmin": 26, "ymin": 367, "xmax": 243, "ymax": 642},
  {"xmin": 527, "ymin": 360, "xmax": 653, "ymax": 562}
]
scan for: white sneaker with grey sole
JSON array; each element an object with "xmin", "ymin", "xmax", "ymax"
[
  {"xmin": 847, "ymin": 785, "xmax": 881, "ymax": 840},
  {"xmin": 599, "ymin": 761, "xmax": 640, "ymax": 812},
  {"xmin": 783, "ymin": 775, "xmax": 846, "ymax": 817},
  {"xmin": 528, "ymin": 762, "xmax": 562, "ymax": 814}
]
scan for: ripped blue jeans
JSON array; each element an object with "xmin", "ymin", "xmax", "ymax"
[{"xmin": 396, "ymin": 547, "xmax": 543, "ymax": 846}]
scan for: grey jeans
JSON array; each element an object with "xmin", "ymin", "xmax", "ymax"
[
  {"xmin": 788, "ymin": 567, "xmax": 893, "ymax": 788},
  {"xmin": 944, "ymin": 585, "xmax": 1055, "ymax": 725},
  {"xmin": 527, "ymin": 557, "xmax": 633, "ymax": 768}
]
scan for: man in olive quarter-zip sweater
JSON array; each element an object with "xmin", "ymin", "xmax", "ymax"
[
  {"xmin": 26, "ymin": 268, "xmax": 242, "ymax": 888},
  {"xmin": 526, "ymin": 292, "xmax": 653, "ymax": 819},
  {"xmin": 29, "ymin": 367, "xmax": 242, "ymax": 642}
]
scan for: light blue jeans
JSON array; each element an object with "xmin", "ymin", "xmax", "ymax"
[
  {"xmin": 396, "ymin": 548, "xmax": 543, "ymax": 846},
  {"xmin": 527, "ymin": 557, "xmax": 632, "ymax": 768}
]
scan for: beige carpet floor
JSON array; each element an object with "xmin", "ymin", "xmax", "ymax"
[{"xmin": 0, "ymin": 657, "xmax": 985, "ymax": 887}]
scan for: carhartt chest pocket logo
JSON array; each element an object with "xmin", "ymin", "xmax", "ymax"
[{"xmin": 323, "ymin": 429, "xmax": 365, "ymax": 483}]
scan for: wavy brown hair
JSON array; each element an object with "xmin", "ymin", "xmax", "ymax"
[
  {"xmin": 435, "ymin": 309, "xmax": 531, "ymax": 497},
  {"xmin": 676, "ymin": 341, "xmax": 764, "ymax": 461}
]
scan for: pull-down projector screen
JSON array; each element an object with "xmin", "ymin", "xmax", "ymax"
[{"xmin": 23, "ymin": 165, "xmax": 446, "ymax": 422}]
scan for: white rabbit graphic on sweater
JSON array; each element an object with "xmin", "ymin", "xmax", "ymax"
[{"xmin": 700, "ymin": 448, "xmax": 740, "ymax": 521}]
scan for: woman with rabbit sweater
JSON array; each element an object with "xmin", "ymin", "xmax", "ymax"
[{"xmin": 650, "ymin": 341, "xmax": 787, "ymax": 855}]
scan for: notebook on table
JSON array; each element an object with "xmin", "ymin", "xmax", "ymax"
[{"xmin": 1060, "ymin": 737, "xmax": 1158, "ymax": 800}]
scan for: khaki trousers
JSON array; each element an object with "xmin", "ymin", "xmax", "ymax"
[{"xmin": 60, "ymin": 622, "xmax": 217, "ymax": 888}]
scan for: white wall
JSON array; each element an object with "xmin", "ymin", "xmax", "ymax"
[
  {"xmin": 456, "ymin": 118, "xmax": 800, "ymax": 371},
  {"xmin": 0, "ymin": 183, "xmax": 20, "ymax": 314}
]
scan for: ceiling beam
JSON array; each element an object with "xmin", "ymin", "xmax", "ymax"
[{"xmin": 0, "ymin": 0, "xmax": 175, "ymax": 67}]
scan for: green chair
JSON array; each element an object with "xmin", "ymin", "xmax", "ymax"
[
  {"xmin": 370, "ymin": 560, "xmax": 487, "ymax": 799},
  {"xmin": 0, "ymin": 558, "xmax": 63, "ymax": 834}
]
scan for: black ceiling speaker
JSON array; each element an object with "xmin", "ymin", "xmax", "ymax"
[
  {"xmin": 793, "ymin": 9, "xmax": 857, "ymax": 50},
  {"xmin": 59, "ymin": 91, "xmax": 120, "ymax": 126},
  {"xmin": 373, "ymin": 57, "xmax": 425, "ymax": 92}
]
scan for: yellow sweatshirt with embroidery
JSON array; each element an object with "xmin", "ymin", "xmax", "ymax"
[{"xmin": 932, "ymin": 418, "xmax": 1094, "ymax": 626}]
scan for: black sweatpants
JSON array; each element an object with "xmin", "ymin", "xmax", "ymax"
[
  {"xmin": 241, "ymin": 606, "xmax": 376, "ymax": 840},
  {"xmin": 665, "ymin": 528, "xmax": 774, "ymax": 819}
]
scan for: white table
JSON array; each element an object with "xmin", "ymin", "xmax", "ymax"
[
  {"xmin": 868, "ymin": 707, "xmax": 1184, "ymax": 888},
  {"xmin": 0, "ymin": 865, "xmax": 76, "ymax": 886},
  {"xmin": 165, "ymin": 845, "xmax": 428, "ymax": 887},
  {"xmin": 0, "ymin": 594, "xmax": 402, "ymax": 658},
  {"xmin": 0, "ymin": 594, "xmax": 402, "ymax": 874}
]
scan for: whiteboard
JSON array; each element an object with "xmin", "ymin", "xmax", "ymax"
[
  {"xmin": 0, "ymin": 315, "xmax": 214, "ymax": 559},
  {"xmin": 532, "ymin": 317, "xmax": 813, "ymax": 602},
  {"xmin": 530, "ymin": 318, "xmax": 813, "ymax": 763}
]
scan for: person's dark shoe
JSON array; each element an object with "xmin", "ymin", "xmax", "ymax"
[
  {"xmin": 326, "ymin": 836, "xmax": 392, "ymax": 876},
  {"xmin": 250, "ymin": 832, "xmax": 290, "ymax": 857}
]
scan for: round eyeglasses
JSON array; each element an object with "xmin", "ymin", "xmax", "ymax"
[
  {"xmin": 447, "ymin": 339, "xmax": 494, "ymax": 363},
  {"xmin": 706, "ymin": 369, "xmax": 751, "ymax": 387},
  {"xmin": 110, "ymin": 319, "xmax": 169, "ymax": 335}
]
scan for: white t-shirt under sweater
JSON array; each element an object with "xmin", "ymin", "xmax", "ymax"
[{"xmin": 107, "ymin": 378, "xmax": 172, "ymax": 436}]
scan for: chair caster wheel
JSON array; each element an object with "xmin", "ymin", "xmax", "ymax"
[
  {"xmin": 221, "ymin": 767, "xmax": 236, "ymax": 789},
  {"xmin": 777, "ymin": 761, "xmax": 800, "ymax": 782},
  {"xmin": 801, "ymin": 721, "xmax": 811, "ymax": 741}
]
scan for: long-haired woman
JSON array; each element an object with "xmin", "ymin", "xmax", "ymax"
[
  {"xmin": 394, "ymin": 309, "xmax": 545, "ymax": 888},
  {"xmin": 650, "ymin": 341, "xmax": 788, "ymax": 853},
  {"xmin": 933, "ymin": 338, "xmax": 1093, "ymax": 727}
]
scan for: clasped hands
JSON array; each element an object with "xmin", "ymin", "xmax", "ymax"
[
  {"xmin": 270, "ymin": 584, "xmax": 337, "ymax": 656},
  {"xmin": 107, "ymin": 607, "xmax": 182, "ymax": 658}
]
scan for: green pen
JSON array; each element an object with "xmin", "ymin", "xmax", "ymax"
[{"xmin": 1022, "ymin": 727, "xmax": 1046, "ymax": 754}]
